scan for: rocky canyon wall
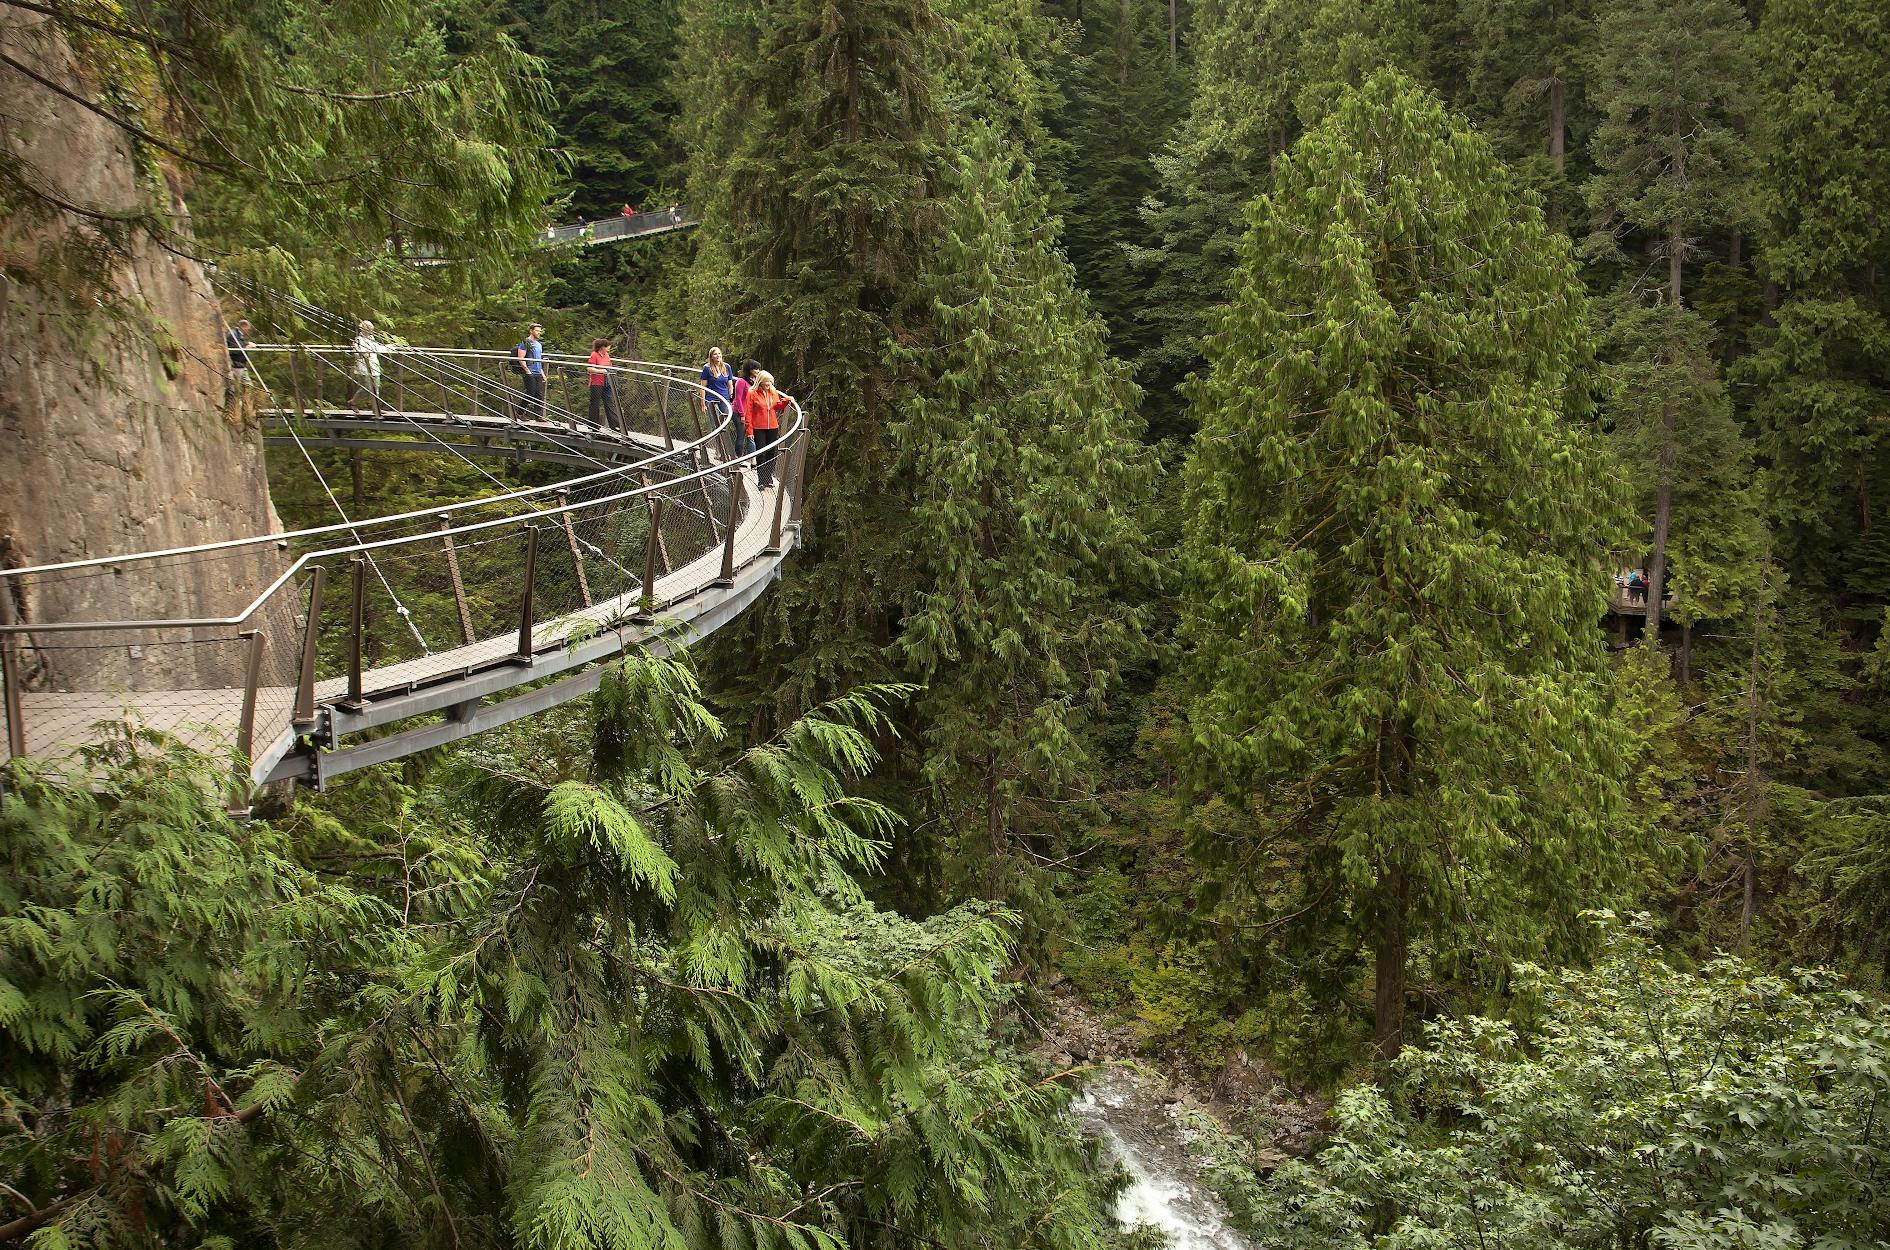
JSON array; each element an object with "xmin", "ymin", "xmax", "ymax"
[{"xmin": 0, "ymin": 11, "xmax": 285, "ymax": 699}]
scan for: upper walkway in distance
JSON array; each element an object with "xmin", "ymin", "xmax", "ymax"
[
  {"xmin": 0, "ymin": 335, "xmax": 805, "ymax": 806},
  {"xmin": 398, "ymin": 205, "xmax": 698, "ymax": 263}
]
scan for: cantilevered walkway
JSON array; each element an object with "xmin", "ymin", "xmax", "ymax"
[{"xmin": 0, "ymin": 336, "xmax": 805, "ymax": 803}]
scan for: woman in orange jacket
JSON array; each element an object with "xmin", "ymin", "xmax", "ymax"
[{"xmin": 745, "ymin": 370, "xmax": 791, "ymax": 490}]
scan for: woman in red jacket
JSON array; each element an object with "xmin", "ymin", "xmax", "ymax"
[{"xmin": 745, "ymin": 370, "xmax": 790, "ymax": 490}]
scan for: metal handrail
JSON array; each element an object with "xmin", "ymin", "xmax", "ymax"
[
  {"xmin": 0, "ymin": 398, "xmax": 805, "ymax": 633},
  {"xmin": 0, "ymin": 346, "xmax": 735, "ymax": 582}
]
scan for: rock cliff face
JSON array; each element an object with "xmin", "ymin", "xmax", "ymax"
[{"xmin": 0, "ymin": 12, "xmax": 284, "ymax": 694}]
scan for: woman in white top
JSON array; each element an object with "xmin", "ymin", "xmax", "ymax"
[{"xmin": 350, "ymin": 319, "xmax": 396, "ymax": 411}]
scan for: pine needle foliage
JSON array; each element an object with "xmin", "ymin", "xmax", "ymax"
[
  {"xmin": 893, "ymin": 120, "xmax": 1160, "ymax": 899},
  {"xmin": 1742, "ymin": 0, "xmax": 1890, "ymax": 590},
  {"xmin": 1178, "ymin": 70, "xmax": 1640, "ymax": 1062},
  {"xmin": 7, "ymin": 0, "xmax": 561, "ymax": 310}
]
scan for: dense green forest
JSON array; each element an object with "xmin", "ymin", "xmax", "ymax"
[{"xmin": 6, "ymin": 0, "xmax": 1890, "ymax": 1245}]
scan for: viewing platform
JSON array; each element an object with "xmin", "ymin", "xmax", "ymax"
[{"xmin": 0, "ymin": 335, "xmax": 806, "ymax": 805}]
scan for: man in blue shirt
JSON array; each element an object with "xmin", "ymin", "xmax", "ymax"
[{"xmin": 514, "ymin": 323, "xmax": 546, "ymax": 420}]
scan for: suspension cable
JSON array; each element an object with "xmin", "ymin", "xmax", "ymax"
[{"xmin": 230, "ymin": 321, "xmax": 432, "ymax": 654}]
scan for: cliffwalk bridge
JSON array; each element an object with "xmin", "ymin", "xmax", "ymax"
[{"xmin": 0, "ymin": 338, "xmax": 806, "ymax": 804}]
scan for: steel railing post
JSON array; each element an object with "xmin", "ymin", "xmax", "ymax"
[
  {"xmin": 293, "ymin": 564, "xmax": 326, "ymax": 729},
  {"xmin": 767, "ymin": 444, "xmax": 791, "ymax": 554},
  {"xmin": 234, "ymin": 627, "xmax": 267, "ymax": 787},
  {"xmin": 716, "ymin": 467, "xmax": 741, "ymax": 587},
  {"xmin": 789, "ymin": 424, "xmax": 811, "ymax": 526},
  {"xmin": 656, "ymin": 379, "xmax": 675, "ymax": 450},
  {"xmin": 635, "ymin": 497, "xmax": 665, "ymax": 622},
  {"xmin": 290, "ymin": 347, "xmax": 307, "ymax": 421},
  {"xmin": 0, "ymin": 590, "xmax": 26, "ymax": 759},
  {"xmin": 345, "ymin": 556, "xmax": 366, "ymax": 708},
  {"xmin": 439, "ymin": 513, "xmax": 474, "ymax": 645},
  {"xmin": 515, "ymin": 525, "xmax": 540, "ymax": 662}
]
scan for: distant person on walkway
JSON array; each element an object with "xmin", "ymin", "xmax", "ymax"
[
  {"xmin": 1627, "ymin": 569, "xmax": 1647, "ymax": 605},
  {"xmin": 514, "ymin": 323, "xmax": 547, "ymax": 420},
  {"xmin": 588, "ymin": 337, "xmax": 622, "ymax": 431},
  {"xmin": 621, "ymin": 203, "xmax": 635, "ymax": 218},
  {"xmin": 699, "ymin": 347, "xmax": 740, "ymax": 454},
  {"xmin": 225, "ymin": 319, "xmax": 253, "ymax": 381},
  {"xmin": 746, "ymin": 370, "xmax": 790, "ymax": 491},
  {"xmin": 350, "ymin": 320, "xmax": 395, "ymax": 410},
  {"xmin": 668, "ymin": 203, "xmax": 681, "ymax": 224},
  {"xmin": 732, "ymin": 359, "xmax": 757, "ymax": 459}
]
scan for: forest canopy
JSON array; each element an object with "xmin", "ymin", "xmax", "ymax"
[{"xmin": 4, "ymin": 0, "xmax": 1890, "ymax": 1244}]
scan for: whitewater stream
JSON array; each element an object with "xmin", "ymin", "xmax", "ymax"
[{"xmin": 1074, "ymin": 1067, "xmax": 1256, "ymax": 1249}]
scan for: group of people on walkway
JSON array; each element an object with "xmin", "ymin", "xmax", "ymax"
[
  {"xmin": 511, "ymin": 328, "xmax": 793, "ymax": 490},
  {"xmin": 222, "ymin": 313, "xmax": 789, "ymax": 493},
  {"xmin": 698, "ymin": 347, "xmax": 791, "ymax": 491}
]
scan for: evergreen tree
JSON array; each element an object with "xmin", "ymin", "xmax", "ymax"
[
  {"xmin": 698, "ymin": 0, "xmax": 949, "ymax": 720},
  {"xmin": 519, "ymin": 0, "xmax": 692, "ymax": 333},
  {"xmin": 1178, "ymin": 71, "xmax": 1637, "ymax": 1061},
  {"xmin": 1037, "ymin": 0, "xmax": 1188, "ymax": 370},
  {"xmin": 1592, "ymin": 294, "xmax": 1761, "ymax": 667},
  {"xmin": 526, "ymin": 0, "xmax": 682, "ymax": 219},
  {"xmin": 1132, "ymin": 0, "xmax": 1427, "ymax": 440},
  {"xmin": 1582, "ymin": 0, "xmax": 1755, "ymax": 635},
  {"xmin": 0, "ymin": 660, "xmax": 1124, "ymax": 1248},
  {"xmin": 895, "ymin": 121, "xmax": 1159, "ymax": 900},
  {"xmin": 1744, "ymin": 0, "xmax": 1890, "ymax": 592},
  {"xmin": 1455, "ymin": 0, "xmax": 1594, "ymax": 222}
]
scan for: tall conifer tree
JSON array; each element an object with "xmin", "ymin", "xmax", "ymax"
[
  {"xmin": 896, "ymin": 122, "xmax": 1158, "ymax": 897},
  {"xmin": 700, "ymin": 0, "xmax": 948, "ymax": 720},
  {"xmin": 1583, "ymin": 0, "xmax": 1754, "ymax": 636},
  {"xmin": 1745, "ymin": 0, "xmax": 1890, "ymax": 589},
  {"xmin": 1133, "ymin": 0, "xmax": 1427, "ymax": 438},
  {"xmin": 1179, "ymin": 71, "xmax": 1637, "ymax": 1060}
]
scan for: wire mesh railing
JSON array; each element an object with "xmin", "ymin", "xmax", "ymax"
[{"xmin": 0, "ymin": 340, "xmax": 808, "ymax": 794}]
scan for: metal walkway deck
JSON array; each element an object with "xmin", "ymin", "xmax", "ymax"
[{"xmin": 0, "ymin": 342, "xmax": 805, "ymax": 800}]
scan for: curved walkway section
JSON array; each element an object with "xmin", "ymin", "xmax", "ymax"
[{"xmin": 0, "ymin": 342, "xmax": 807, "ymax": 801}]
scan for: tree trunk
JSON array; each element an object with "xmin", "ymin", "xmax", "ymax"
[
  {"xmin": 1647, "ymin": 207, "xmax": 1685, "ymax": 641},
  {"xmin": 1547, "ymin": 76, "xmax": 1566, "ymax": 172},
  {"xmin": 1373, "ymin": 858, "xmax": 1409, "ymax": 1063},
  {"xmin": 1647, "ymin": 436, "xmax": 1673, "ymax": 638},
  {"xmin": 1169, "ymin": 0, "xmax": 1178, "ymax": 59},
  {"xmin": 1669, "ymin": 222, "xmax": 1685, "ymax": 306},
  {"xmin": 1678, "ymin": 621, "xmax": 1692, "ymax": 683},
  {"xmin": 1737, "ymin": 567, "xmax": 1766, "ymax": 950}
]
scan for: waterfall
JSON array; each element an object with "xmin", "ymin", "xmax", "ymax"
[{"xmin": 1075, "ymin": 1068, "xmax": 1255, "ymax": 1249}]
